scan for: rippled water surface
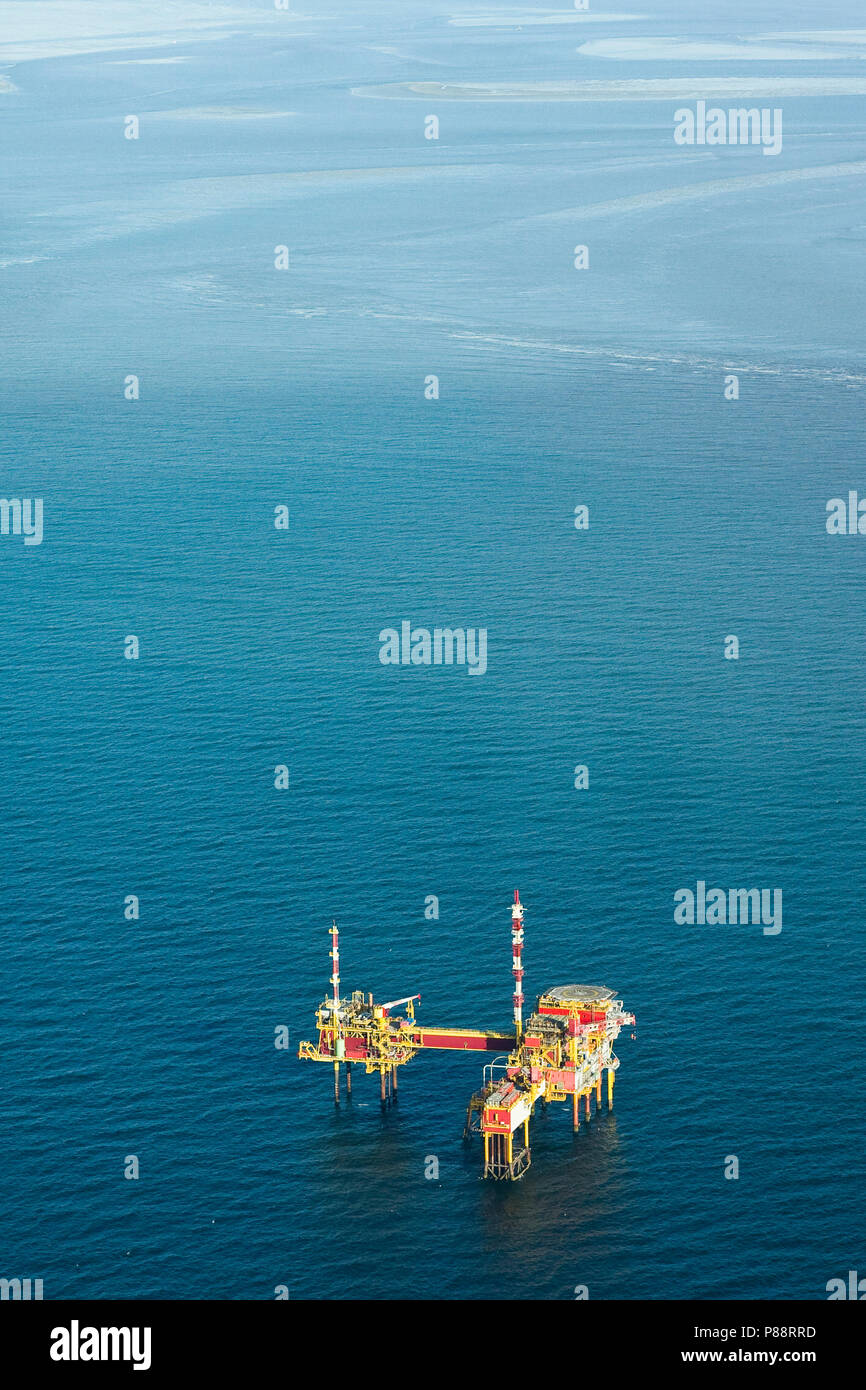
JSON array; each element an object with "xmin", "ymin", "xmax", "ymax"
[{"xmin": 1, "ymin": 0, "xmax": 864, "ymax": 1299}]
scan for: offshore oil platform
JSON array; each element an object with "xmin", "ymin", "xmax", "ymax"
[{"xmin": 298, "ymin": 891, "xmax": 635, "ymax": 1179}]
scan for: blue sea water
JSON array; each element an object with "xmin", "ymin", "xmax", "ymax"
[{"xmin": 1, "ymin": 0, "xmax": 865, "ymax": 1300}]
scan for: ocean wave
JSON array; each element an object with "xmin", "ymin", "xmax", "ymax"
[
  {"xmin": 577, "ymin": 37, "xmax": 866, "ymax": 60},
  {"xmin": 354, "ymin": 77, "xmax": 866, "ymax": 101},
  {"xmin": 447, "ymin": 329, "xmax": 866, "ymax": 386}
]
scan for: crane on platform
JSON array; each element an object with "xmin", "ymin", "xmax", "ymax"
[{"xmin": 298, "ymin": 891, "xmax": 635, "ymax": 1179}]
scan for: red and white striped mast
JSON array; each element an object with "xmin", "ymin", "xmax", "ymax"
[
  {"xmin": 511, "ymin": 890, "xmax": 525, "ymax": 1038},
  {"xmin": 329, "ymin": 921, "xmax": 344, "ymax": 1101},
  {"xmin": 329, "ymin": 920, "xmax": 341, "ymax": 1011}
]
